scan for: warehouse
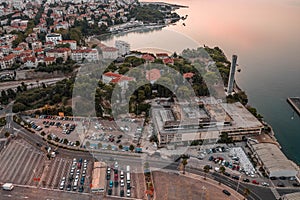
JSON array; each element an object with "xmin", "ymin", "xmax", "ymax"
[{"xmin": 248, "ymin": 141, "xmax": 298, "ymax": 178}]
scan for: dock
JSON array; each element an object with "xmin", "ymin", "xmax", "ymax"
[{"xmin": 287, "ymin": 97, "xmax": 300, "ymax": 116}]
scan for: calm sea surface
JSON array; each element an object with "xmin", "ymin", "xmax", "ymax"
[{"xmin": 101, "ymin": 0, "xmax": 300, "ymax": 164}]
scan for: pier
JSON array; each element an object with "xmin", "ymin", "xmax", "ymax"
[{"xmin": 287, "ymin": 97, "xmax": 300, "ymax": 116}]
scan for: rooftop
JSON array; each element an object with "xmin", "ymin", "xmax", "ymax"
[
  {"xmin": 220, "ymin": 102, "xmax": 263, "ymax": 129},
  {"xmin": 251, "ymin": 142, "xmax": 297, "ymax": 175}
]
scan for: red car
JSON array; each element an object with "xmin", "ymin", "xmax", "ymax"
[
  {"xmin": 114, "ymin": 174, "xmax": 118, "ymax": 181},
  {"xmin": 252, "ymin": 180, "xmax": 259, "ymax": 185}
]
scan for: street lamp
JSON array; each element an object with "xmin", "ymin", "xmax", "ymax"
[
  {"xmin": 236, "ymin": 174, "xmax": 242, "ymax": 192},
  {"xmin": 200, "ymin": 186, "xmax": 206, "ymax": 200}
]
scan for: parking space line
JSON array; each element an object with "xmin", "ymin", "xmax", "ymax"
[
  {"xmin": 5, "ymin": 145, "xmax": 30, "ymax": 181},
  {"xmin": 27, "ymin": 154, "xmax": 44, "ymax": 185},
  {"xmin": 52, "ymin": 159, "xmax": 66, "ymax": 188},
  {"xmin": 0, "ymin": 142, "xmax": 23, "ymax": 178},
  {"xmin": 16, "ymin": 149, "xmax": 36, "ymax": 184},
  {"xmin": 8, "ymin": 146, "xmax": 30, "ymax": 182},
  {"xmin": 45, "ymin": 159, "xmax": 59, "ymax": 188},
  {"xmin": 21, "ymin": 152, "xmax": 40, "ymax": 185}
]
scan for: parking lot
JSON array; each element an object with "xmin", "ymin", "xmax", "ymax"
[
  {"xmin": 40, "ymin": 156, "xmax": 93, "ymax": 193},
  {"xmin": 0, "ymin": 139, "xmax": 45, "ymax": 186},
  {"xmin": 26, "ymin": 115, "xmax": 145, "ymax": 151},
  {"xmin": 188, "ymin": 144, "xmax": 300, "ymax": 188},
  {"xmin": 105, "ymin": 162, "xmax": 145, "ymax": 199},
  {"xmin": 0, "ymin": 138, "xmax": 93, "ymax": 194}
]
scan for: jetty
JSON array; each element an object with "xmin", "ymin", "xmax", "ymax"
[{"xmin": 287, "ymin": 97, "xmax": 300, "ymax": 116}]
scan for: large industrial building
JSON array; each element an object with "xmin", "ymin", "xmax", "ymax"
[
  {"xmin": 151, "ymin": 98, "xmax": 264, "ymax": 147},
  {"xmin": 247, "ymin": 141, "xmax": 298, "ymax": 178}
]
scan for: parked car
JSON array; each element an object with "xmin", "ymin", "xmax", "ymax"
[
  {"xmin": 223, "ymin": 172, "xmax": 230, "ymax": 177},
  {"xmin": 127, "ymin": 189, "xmax": 131, "ymax": 197},
  {"xmin": 293, "ymin": 183, "xmax": 300, "ymax": 187},
  {"xmin": 120, "ymin": 179, "xmax": 125, "ymax": 187},
  {"xmin": 222, "ymin": 189, "xmax": 231, "ymax": 196},
  {"xmin": 109, "ymin": 180, "xmax": 113, "ymax": 188},
  {"xmin": 252, "ymin": 180, "xmax": 259, "ymax": 185},
  {"xmin": 120, "ymin": 189, "xmax": 124, "ymax": 197},
  {"xmin": 243, "ymin": 178, "xmax": 250, "ymax": 182},
  {"xmin": 262, "ymin": 182, "xmax": 269, "ymax": 187},
  {"xmin": 232, "ymin": 175, "xmax": 239, "ymax": 180},
  {"xmin": 277, "ymin": 182, "xmax": 285, "ymax": 187}
]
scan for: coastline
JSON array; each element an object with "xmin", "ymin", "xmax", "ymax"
[{"xmin": 79, "ymin": 1, "xmax": 300, "ymax": 169}]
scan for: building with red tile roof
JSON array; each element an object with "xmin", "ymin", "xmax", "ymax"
[
  {"xmin": 0, "ymin": 54, "xmax": 16, "ymax": 69},
  {"xmin": 102, "ymin": 71, "xmax": 134, "ymax": 89},
  {"xmin": 163, "ymin": 58, "xmax": 174, "ymax": 65},
  {"xmin": 156, "ymin": 53, "xmax": 169, "ymax": 59},
  {"xmin": 183, "ymin": 72, "xmax": 195, "ymax": 79},
  {"xmin": 44, "ymin": 57, "xmax": 56, "ymax": 65},
  {"xmin": 142, "ymin": 54, "xmax": 155, "ymax": 62}
]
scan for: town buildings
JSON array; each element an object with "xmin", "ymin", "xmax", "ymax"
[
  {"xmin": 71, "ymin": 48, "xmax": 99, "ymax": 62},
  {"xmin": 115, "ymin": 40, "xmax": 130, "ymax": 56},
  {"xmin": 45, "ymin": 34, "xmax": 63, "ymax": 45}
]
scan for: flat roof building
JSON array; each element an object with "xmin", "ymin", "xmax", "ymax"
[
  {"xmin": 91, "ymin": 162, "xmax": 107, "ymax": 193},
  {"xmin": 248, "ymin": 141, "xmax": 298, "ymax": 177},
  {"xmin": 152, "ymin": 99, "xmax": 264, "ymax": 147}
]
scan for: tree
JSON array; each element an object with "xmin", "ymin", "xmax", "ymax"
[
  {"xmin": 129, "ymin": 144, "xmax": 135, "ymax": 152},
  {"xmin": 107, "ymin": 144, "xmax": 112, "ymax": 150},
  {"xmin": 47, "ymin": 135, "xmax": 52, "ymax": 140},
  {"xmin": 244, "ymin": 188, "xmax": 250, "ymax": 199},
  {"xmin": 181, "ymin": 158, "xmax": 188, "ymax": 174},
  {"xmin": 12, "ymin": 102, "xmax": 26, "ymax": 113},
  {"xmin": 56, "ymin": 57, "xmax": 64, "ymax": 64},
  {"xmin": 85, "ymin": 141, "xmax": 90, "ymax": 147},
  {"xmin": 97, "ymin": 143, "xmax": 102, "ymax": 149},
  {"xmin": 75, "ymin": 141, "xmax": 80, "ymax": 146},
  {"xmin": 203, "ymin": 165, "xmax": 210, "ymax": 180},
  {"xmin": 220, "ymin": 166, "xmax": 226, "ymax": 174},
  {"xmin": 63, "ymin": 138, "xmax": 68, "ymax": 145},
  {"xmin": 118, "ymin": 144, "xmax": 123, "ymax": 150},
  {"xmin": 4, "ymin": 132, "xmax": 10, "ymax": 138}
]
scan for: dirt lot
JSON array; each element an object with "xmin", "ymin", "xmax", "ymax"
[{"xmin": 152, "ymin": 171, "xmax": 242, "ymax": 200}]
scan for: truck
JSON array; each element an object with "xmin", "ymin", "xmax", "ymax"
[
  {"xmin": 2, "ymin": 183, "xmax": 14, "ymax": 191},
  {"xmin": 126, "ymin": 173, "xmax": 130, "ymax": 184},
  {"xmin": 126, "ymin": 165, "xmax": 130, "ymax": 173}
]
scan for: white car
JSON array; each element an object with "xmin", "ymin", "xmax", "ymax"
[
  {"xmin": 262, "ymin": 182, "xmax": 269, "ymax": 187},
  {"xmin": 75, "ymin": 175, "xmax": 79, "ymax": 182},
  {"xmin": 127, "ymin": 189, "xmax": 131, "ymax": 197},
  {"xmin": 120, "ymin": 170, "xmax": 124, "ymax": 179},
  {"xmin": 120, "ymin": 179, "xmax": 124, "ymax": 187},
  {"xmin": 114, "ymin": 161, "xmax": 118, "ymax": 169}
]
